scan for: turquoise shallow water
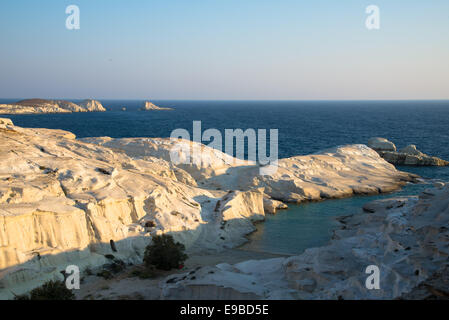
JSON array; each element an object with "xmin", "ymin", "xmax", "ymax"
[{"xmin": 242, "ymin": 166, "xmax": 446, "ymax": 255}]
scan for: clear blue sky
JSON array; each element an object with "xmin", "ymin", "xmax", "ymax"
[{"xmin": 0, "ymin": 0, "xmax": 448, "ymax": 100}]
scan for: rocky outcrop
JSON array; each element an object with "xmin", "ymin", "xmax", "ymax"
[
  {"xmin": 139, "ymin": 101, "xmax": 173, "ymax": 111},
  {"xmin": 368, "ymin": 138, "xmax": 449, "ymax": 166},
  {"xmin": 399, "ymin": 265, "xmax": 449, "ymax": 300},
  {"xmin": 0, "ymin": 119, "xmax": 417, "ymax": 298},
  {"xmin": 368, "ymin": 137, "xmax": 397, "ymax": 152},
  {"xmin": 161, "ymin": 184, "xmax": 449, "ymax": 300},
  {"xmin": 263, "ymin": 198, "xmax": 288, "ymax": 214},
  {"xmin": 0, "ymin": 118, "xmax": 13, "ymax": 128},
  {"xmin": 0, "ymin": 99, "xmax": 106, "ymax": 114},
  {"xmin": 83, "ymin": 137, "xmax": 417, "ymax": 203},
  {"xmin": 77, "ymin": 99, "xmax": 107, "ymax": 112}
]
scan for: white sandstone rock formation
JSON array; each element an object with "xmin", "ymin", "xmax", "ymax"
[
  {"xmin": 368, "ymin": 138, "xmax": 448, "ymax": 166},
  {"xmin": 0, "ymin": 120, "xmax": 416, "ymax": 298},
  {"xmin": 0, "ymin": 99, "xmax": 106, "ymax": 114},
  {"xmin": 161, "ymin": 185, "xmax": 449, "ymax": 300},
  {"xmin": 84, "ymin": 137, "xmax": 416, "ymax": 202},
  {"xmin": 0, "ymin": 122, "xmax": 261, "ymax": 298},
  {"xmin": 368, "ymin": 137, "xmax": 397, "ymax": 152},
  {"xmin": 140, "ymin": 101, "xmax": 174, "ymax": 111},
  {"xmin": 80, "ymin": 137, "xmax": 252, "ymax": 183},
  {"xmin": 263, "ymin": 198, "xmax": 288, "ymax": 214},
  {"xmin": 399, "ymin": 145, "xmax": 424, "ymax": 156},
  {"xmin": 0, "ymin": 118, "xmax": 14, "ymax": 128}
]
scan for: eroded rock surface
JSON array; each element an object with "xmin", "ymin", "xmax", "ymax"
[{"xmin": 84, "ymin": 137, "xmax": 416, "ymax": 202}]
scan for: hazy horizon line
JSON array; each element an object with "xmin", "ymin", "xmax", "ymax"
[{"xmin": 1, "ymin": 98, "xmax": 449, "ymax": 102}]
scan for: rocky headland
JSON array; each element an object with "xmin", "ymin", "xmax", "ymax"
[
  {"xmin": 0, "ymin": 99, "xmax": 106, "ymax": 114},
  {"xmin": 0, "ymin": 119, "xmax": 421, "ymax": 299},
  {"xmin": 368, "ymin": 137, "xmax": 449, "ymax": 166},
  {"xmin": 139, "ymin": 101, "xmax": 174, "ymax": 111}
]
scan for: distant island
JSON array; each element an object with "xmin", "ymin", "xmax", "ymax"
[
  {"xmin": 0, "ymin": 99, "xmax": 106, "ymax": 114},
  {"xmin": 139, "ymin": 101, "xmax": 174, "ymax": 111}
]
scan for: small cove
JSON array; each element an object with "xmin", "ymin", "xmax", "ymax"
[{"xmin": 241, "ymin": 166, "xmax": 448, "ymax": 255}]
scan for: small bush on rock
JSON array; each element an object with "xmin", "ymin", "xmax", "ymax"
[
  {"xmin": 97, "ymin": 269, "xmax": 113, "ymax": 279},
  {"xmin": 143, "ymin": 235, "xmax": 188, "ymax": 271},
  {"xmin": 130, "ymin": 265, "xmax": 157, "ymax": 279},
  {"xmin": 14, "ymin": 280, "xmax": 75, "ymax": 300}
]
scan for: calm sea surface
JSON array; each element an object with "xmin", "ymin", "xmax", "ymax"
[{"xmin": 2, "ymin": 100, "xmax": 449, "ymax": 255}]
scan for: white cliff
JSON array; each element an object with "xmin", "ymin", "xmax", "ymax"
[
  {"xmin": 0, "ymin": 119, "xmax": 417, "ymax": 298},
  {"xmin": 0, "ymin": 99, "xmax": 106, "ymax": 114}
]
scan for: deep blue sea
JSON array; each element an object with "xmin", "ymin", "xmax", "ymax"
[{"xmin": 2, "ymin": 100, "xmax": 449, "ymax": 255}]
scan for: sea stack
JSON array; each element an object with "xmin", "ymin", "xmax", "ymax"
[
  {"xmin": 140, "ymin": 101, "xmax": 174, "ymax": 111},
  {"xmin": 77, "ymin": 99, "xmax": 107, "ymax": 112}
]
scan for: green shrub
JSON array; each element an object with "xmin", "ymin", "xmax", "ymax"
[
  {"xmin": 14, "ymin": 280, "xmax": 75, "ymax": 300},
  {"xmin": 143, "ymin": 235, "xmax": 188, "ymax": 271},
  {"xmin": 108, "ymin": 260, "xmax": 126, "ymax": 273},
  {"xmin": 130, "ymin": 265, "xmax": 157, "ymax": 279}
]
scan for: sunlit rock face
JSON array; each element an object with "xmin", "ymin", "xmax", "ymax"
[
  {"xmin": 0, "ymin": 119, "xmax": 416, "ymax": 298},
  {"xmin": 368, "ymin": 137, "xmax": 397, "ymax": 152},
  {"xmin": 0, "ymin": 121, "xmax": 264, "ymax": 298},
  {"xmin": 0, "ymin": 99, "xmax": 106, "ymax": 114},
  {"xmin": 161, "ymin": 185, "xmax": 449, "ymax": 300},
  {"xmin": 77, "ymin": 99, "xmax": 107, "ymax": 112},
  {"xmin": 84, "ymin": 137, "xmax": 416, "ymax": 202},
  {"xmin": 0, "ymin": 118, "xmax": 14, "ymax": 128}
]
